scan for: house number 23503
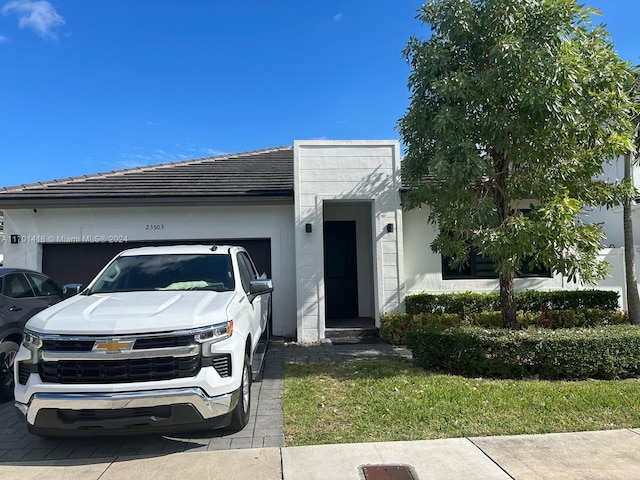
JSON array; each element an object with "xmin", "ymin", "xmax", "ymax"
[{"xmin": 145, "ymin": 224, "xmax": 165, "ymax": 231}]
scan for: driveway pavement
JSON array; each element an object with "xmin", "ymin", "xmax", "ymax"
[{"xmin": 0, "ymin": 338, "xmax": 411, "ymax": 462}]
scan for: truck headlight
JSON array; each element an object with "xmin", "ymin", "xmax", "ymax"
[
  {"xmin": 22, "ymin": 329, "xmax": 43, "ymax": 364},
  {"xmin": 23, "ymin": 329, "xmax": 43, "ymax": 349},
  {"xmin": 195, "ymin": 321, "xmax": 233, "ymax": 355}
]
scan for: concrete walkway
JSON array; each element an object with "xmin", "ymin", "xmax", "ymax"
[{"xmin": 0, "ymin": 338, "xmax": 639, "ymax": 479}]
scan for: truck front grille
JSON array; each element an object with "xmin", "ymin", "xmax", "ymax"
[
  {"xmin": 39, "ymin": 356, "xmax": 200, "ymax": 384},
  {"xmin": 42, "ymin": 335, "xmax": 194, "ymax": 352}
]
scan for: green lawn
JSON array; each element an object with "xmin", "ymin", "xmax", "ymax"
[{"xmin": 283, "ymin": 359, "xmax": 640, "ymax": 446}]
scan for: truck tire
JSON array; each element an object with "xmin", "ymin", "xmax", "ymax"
[
  {"xmin": 0, "ymin": 341, "xmax": 19, "ymax": 403},
  {"xmin": 229, "ymin": 354, "xmax": 251, "ymax": 431}
]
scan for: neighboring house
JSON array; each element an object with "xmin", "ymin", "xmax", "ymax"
[
  {"xmin": 0, "ymin": 141, "xmax": 635, "ymax": 343},
  {"xmin": 0, "ymin": 212, "xmax": 4, "ymax": 265}
]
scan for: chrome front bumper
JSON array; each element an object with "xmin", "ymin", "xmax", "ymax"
[{"xmin": 16, "ymin": 387, "xmax": 240, "ymax": 427}]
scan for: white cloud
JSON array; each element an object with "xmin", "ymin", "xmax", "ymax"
[
  {"xmin": 1, "ymin": 0, "xmax": 65, "ymax": 40},
  {"xmin": 117, "ymin": 144, "xmax": 227, "ymax": 167},
  {"xmin": 333, "ymin": 13, "xmax": 344, "ymax": 22},
  {"xmin": 0, "ymin": 35, "xmax": 10, "ymax": 43}
]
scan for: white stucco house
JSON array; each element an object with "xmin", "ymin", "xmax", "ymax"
[{"xmin": 0, "ymin": 141, "xmax": 636, "ymax": 343}]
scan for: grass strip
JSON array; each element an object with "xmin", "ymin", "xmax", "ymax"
[{"xmin": 283, "ymin": 359, "xmax": 640, "ymax": 446}]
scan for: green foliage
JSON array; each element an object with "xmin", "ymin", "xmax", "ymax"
[
  {"xmin": 406, "ymin": 290, "xmax": 619, "ymax": 316},
  {"xmin": 398, "ymin": 0, "xmax": 637, "ymax": 324},
  {"xmin": 380, "ymin": 312, "xmax": 462, "ymax": 345},
  {"xmin": 469, "ymin": 310, "xmax": 536, "ymax": 328},
  {"xmin": 469, "ymin": 309, "xmax": 628, "ymax": 329},
  {"xmin": 408, "ymin": 325, "xmax": 640, "ymax": 380},
  {"xmin": 382, "ymin": 306, "xmax": 629, "ymax": 344},
  {"xmin": 547, "ymin": 309, "xmax": 628, "ymax": 328},
  {"xmin": 406, "ymin": 291, "xmax": 499, "ymax": 316},
  {"xmin": 380, "ymin": 313, "xmax": 413, "ymax": 345},
  {"xmin": 515, "ymin": 289, "xmax": 619, "ymax": 312},
  {"xmin": 385, "ymin": 289, "xmax": 626, "ymax": 346}
]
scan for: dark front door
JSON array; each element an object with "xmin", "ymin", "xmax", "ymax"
[{"xmin": 323, "ymin": 221, "xmax": 358, "ymax": 320}]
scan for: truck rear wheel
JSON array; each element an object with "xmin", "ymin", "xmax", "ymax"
[{"xmin": 229, "ymin": 354, "xmax": 251, "ymax": 431}]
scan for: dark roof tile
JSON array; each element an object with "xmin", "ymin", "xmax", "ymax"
[{"xmin": 0, "ymin": 147, "xmax": 294, "ymax": 207}]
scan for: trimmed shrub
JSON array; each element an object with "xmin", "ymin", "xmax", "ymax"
[
  {"xmin": 407, "ymin": 325, "xmax": 640, "ymax": 380},
  {"xmin": 405, "ymin": 292, "xmax": 498, "ymax": 317},
  {"xmin": 380, "ymin": 313, "xmax": 412, "ymax": 345},
  {"xmin": 548, "ymin": 309, "xmax": 628, "ymax": 328},
  {"xmin": 468, "ymin": 309, "xmax": 629, "ymax": 329},
  {"xmin": 516, "ymin": 290, "xmax": 620, "ymax": 312},
  {"xmin": 406, "ymin": 290, "xmax": 620, "ymax": 317},
  {"xmin": 469, "ymin": 311, "xmax": 542, "ymax": 328},
  {"xmin": 381, "ymin": 309, "xmax": 629, "ymax": 346},
  {"xmin": 380, "ymin": 312, "xmax": 462, "ymax": 345}
]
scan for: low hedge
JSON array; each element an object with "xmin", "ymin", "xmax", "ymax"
[
  {"xmin": 380, "ymin": 309, "xmax": 629, "ymax": 345},
  {"xmin": 406, "ymin": 290, "xmax": 619, "ymax": 317},
  {"xmin": 469, "ymin": 309, "xmax": 628, "ymax": 329},
  {"xmin": 380, "ymin": 312, "xmax": 462, "ymax": 345},
  {"xmin": 407, "ymin": 325, "xmax": 640, "ymax": 380},
  {"xmin": 405, "ymin": 292, "xmax": 498, "ymax": 317}
]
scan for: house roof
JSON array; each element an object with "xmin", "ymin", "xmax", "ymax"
[{"xmin": 0, "ymin": 147, "xmax": 294, "ymax": 208}]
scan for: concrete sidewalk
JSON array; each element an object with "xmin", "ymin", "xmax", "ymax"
[
  {"xmin": 282, "ymin": 429, "xmax": 640, "ymax": 479},
  {"xmin": 0, "ymin": 429, "xmax": 639, "ymax": 479}
]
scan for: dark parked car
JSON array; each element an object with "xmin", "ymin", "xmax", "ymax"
[{"xmin": 0, "ymin": 268, "xmax": 64, "ymax": 401}]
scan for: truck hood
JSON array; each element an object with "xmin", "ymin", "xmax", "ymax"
[{"xmin": 26, "ymin": 290, "xmax": 235, "ymax": 335}]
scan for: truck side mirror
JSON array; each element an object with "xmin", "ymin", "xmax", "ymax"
[
  {"xmin": 249, "ymin": 279, "xmax": 273, "ymax": 295},
  {"xmin": 62, "ymin": 283, "xmax": 84, "ymax": 299}
]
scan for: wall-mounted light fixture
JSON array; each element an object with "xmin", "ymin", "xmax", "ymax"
[
  {"xmin": 305, "ymin": 223, "xmax": 313, "ymax": 233},
  {"xmin": 386, "ymin": 223, "xmax": 394, "ymax": 233}
]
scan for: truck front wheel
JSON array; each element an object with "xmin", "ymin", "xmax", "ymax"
[
  {"xmin": 229, "ymin": 354, "xmax": 251, "ymax": 431},
  {"xmin": 0, "ymin": 341, "xmax": 19, "ymax": 403}
]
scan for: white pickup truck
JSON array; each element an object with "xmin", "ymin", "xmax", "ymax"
[{"xmin": 13, "ymin": 244, "xmax": 273, "ymax": 436}]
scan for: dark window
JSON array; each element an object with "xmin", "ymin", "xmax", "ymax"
[
  {"xmin": 89, "ymin": 254, "xmax": 234, "ymax": 293},
  {"xmin": 2, "ymin": 273, "xmax": 35, "ymax": 298},
  {"xmin": 519, "ymin": 259, "xmax": 552, "ymax": 278},
  {"xmin": 442, "ymin": 251, "xmax": 551, "ymax": 280},
  {"xmin": 237, "ymin": 253, "xmax": 255, "ymax": 293},
  {"xmin": 441, "ymin": 209, "xmax": 551, "ymax": 280},
  {"xmin": 442, "ymin": 250, "xmax": 496, "ymax": 279},
  {"xmin": 26, "ymin": 273, "xmax": 63, "ymax": 297}
]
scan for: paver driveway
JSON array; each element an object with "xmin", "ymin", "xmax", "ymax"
[
  {"xmin": 0, "ymin": 337, "xmax": 411, "ymax": 463},
  {"xmin": 0, "ymin": 343, "xmax": 285, "ymax": 462}
]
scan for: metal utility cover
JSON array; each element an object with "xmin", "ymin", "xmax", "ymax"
[{"xmin": 361, "ymin": 464, "xmax": 417, "ymax": 480}]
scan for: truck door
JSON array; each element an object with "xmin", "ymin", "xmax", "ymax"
[{"xmin": 237, "ymin": 252, "xmax": 264, "ymax": 344}]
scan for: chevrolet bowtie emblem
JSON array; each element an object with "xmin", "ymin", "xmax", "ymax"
[{"xmin": 93, "ymin": 339, "xmax": 135, "ymax": 353}]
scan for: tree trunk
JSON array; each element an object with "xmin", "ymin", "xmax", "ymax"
[
  {"xmin": 623, "ymin": 153, "xmax": 640, "ymax": 325},
  {"xmin": 492, "ymin": 150, "xmax": 517, "ymax": 329},
  {"xmin": 500, "ymin": 272, "xmax": 517, "ymax": 329}
]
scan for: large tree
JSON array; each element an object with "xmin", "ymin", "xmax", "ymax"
[
  {"xmin": 398, "ymin": 0, "xmax": 637, "ymax": 328},
  {"xmin": 624, "ymin": 72, "xmax": 640, "ymax": 325}
]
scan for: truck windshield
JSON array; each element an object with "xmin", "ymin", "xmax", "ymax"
[{"xmin": 88, "ymin": 254, "xmax": 235, "ymax": 294}]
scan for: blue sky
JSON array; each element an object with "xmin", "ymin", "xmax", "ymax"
[{"xmin": 0, "ymin": 0, "xmax": 638, "ymax": 188}]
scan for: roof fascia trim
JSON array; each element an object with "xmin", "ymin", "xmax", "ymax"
[{"xmin": 0, "ymin": 195, "xmax": 294, "ymax": 209}]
